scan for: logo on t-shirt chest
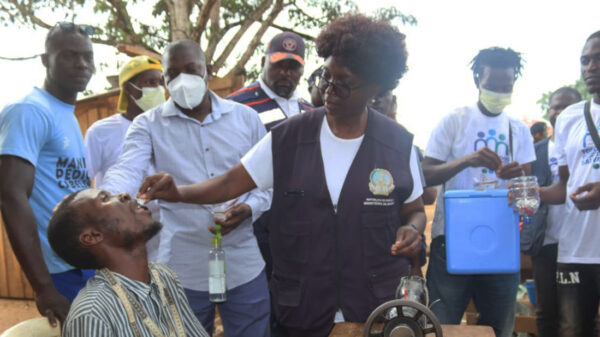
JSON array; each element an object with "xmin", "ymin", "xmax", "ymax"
[
  {"xmin": 581, "ymin": 125, "xmax": 600, "ymax": 169},
  {"xmin": 474, "ymin": 129, "xmax": 509, "ymax": 160}
]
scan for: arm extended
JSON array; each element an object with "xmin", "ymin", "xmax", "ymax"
[
  {"xmin": 139, "ymin": 163, "xmax": 257, "ymax": 205},
  {"xmin": 0, "ymin": 155, "xmax": 69, "ymax": 325}
]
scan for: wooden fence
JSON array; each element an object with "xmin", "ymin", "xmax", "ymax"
[{"xmin": 0, "ymin": 74, "xmax": 245, "ymax": 299}]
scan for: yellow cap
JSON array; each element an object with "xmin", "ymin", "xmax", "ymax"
[{"xmin": 117, "ymin": 56, "xmax": 163, "ymax": 112}]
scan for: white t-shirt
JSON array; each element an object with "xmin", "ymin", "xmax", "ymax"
[
  {"xmin": 242, "ymin": 117, "xmax": 423, "ymax": 210},
  {"xmin": 554, "ymin": 100, "xmax": 600, "ymax": 264},
  {"xmin": 258, "ymin": 78, "xmax": 301, "ymax": 118},
  {"xmin": 85, "ymin": 113, "xmax": 132, "ymax": 187},
  {"xmin": 425, "ymin": 104, "xmax": 536, "ymax": 238},
  {"xmin": 544, "ymin": 139, "xmax": 565, "ymax": 245}
]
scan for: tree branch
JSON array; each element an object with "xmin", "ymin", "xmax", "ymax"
[
  {"xmin": 6, "ymin": 0, "xmax": 52, "ymax": 29},
  {"xmin": 0, "ymin": 54, "xmax": 41, "ymax": 61},
  {"xmin": 203, "ymin": 4, "xmax": 220, "ymax": 61},
  {"xmin": 269, "ymin": 24, "xmax": 314, "ymax": 41},
  {"xmin": 205, "ymin": 16, "xmax": 244, "ymax": 62},
  {"xmin": 211, "ymin": 0, "xmax": 274, "ymax": 73},
  {"xmin": 291, "ymin": 1, "xmax": 326, "ymax": 26},
  {"xmin": 105, "ymin": 0, "xmax": 145, "ymax": 46},
  {"xmin": 226, "ymin": 0, "xmax": 285, "ymax": 77},
  {"xmin": 190, "ymin": 0, "xmax": 219, "ymax": 41},
  {"xmin": 91, "ymin": 36, "xmax": 119, "ymax": 46}
]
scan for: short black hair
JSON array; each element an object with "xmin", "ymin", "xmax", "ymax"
[
  {"xmin": 45, "ymin": 25, "xmax": 90, "ymax": 53},
  {"xmin": 470, "ymin": 47, "xmax": 524, "ymax": 85},
  {"xmin": 315, "ymin": 14, "xmax": 408, "ymax": 93},
  {"xmin": 549, "ymin": 86, "xmax": 582, "ymax": 103},
  {"xmin": 530, "ymin": 121, "xmax": 547, "ymax": 137},
  {"xmin": 162, "ymin": 39, "xmax": 206, "ymax": 71},
  {"xmin": 587, "ymin": 30, "xmax": 600, "ymax": 41},
  {"xmin": 47, "ymin": 191, "xmax": 101, "ymax": 270}
]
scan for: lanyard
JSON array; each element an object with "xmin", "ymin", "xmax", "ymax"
[{"xmin": 98, "ymin": 263, "xmax": 186, "ymax": 337}]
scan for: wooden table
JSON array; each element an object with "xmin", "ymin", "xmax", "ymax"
[{"xmin": 329, "ymin": 323, "xmax": 495, "ymax": 337}]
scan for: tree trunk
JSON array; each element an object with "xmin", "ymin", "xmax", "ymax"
[{"xmin": 170, "ymin": 0, "xmax": 190, "ymax": 40}]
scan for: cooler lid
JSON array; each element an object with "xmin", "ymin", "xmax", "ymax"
[{"xmin": 444, "ymin": 189, "xmax": 509, "ymax": 198}]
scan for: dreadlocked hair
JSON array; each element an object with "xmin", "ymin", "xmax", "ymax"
[{"xmin": 470, "ymin": 47, "xmax": 524, "ymax": 85}]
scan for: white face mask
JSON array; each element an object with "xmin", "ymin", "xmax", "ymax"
[
  {"xmin": 129, "ymin": 84, "xmax": 166, "ymax": 112},
  {"xmin": 166, "ymin": 73, "xmax": 207, "ymax": 110}
]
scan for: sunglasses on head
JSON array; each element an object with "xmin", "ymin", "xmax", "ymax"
[{"xmin": 55, "ymin": 22, "xmax": 95, "ymax": 36}]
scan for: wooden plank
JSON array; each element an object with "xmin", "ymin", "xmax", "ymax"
[
  {"xmin": 0, "ymin": 221, "xmax": 9, "ymax": 298},
  {"xmin": 5, "ymin": 228, "xmax": 26, "ymax": 298},
  {"xmin": 466, "ymin": 311, "xmax": 538, "ymax": 335},
  {"xmin": 100, "ymin": 107, "xmax": 111, "ymax": 119},
  {"xmin": 514, "ymin": 315, "xmax": 537, "ymax": 334},
  {"xmin": 329, "ymin": 323, "xmax": 494, "ymax": 337},
  {"xmin": 116, "ymin": 44, "xmax": 161, "ymax": 60},
  {"xmin": 442, "ymin": 325, "xmax": 495, "ymax": 337},
  {"xmin": 77, "ymin": 110, "xmax": 89, "ymax": 137}
]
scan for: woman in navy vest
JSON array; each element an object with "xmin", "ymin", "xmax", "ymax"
[{"xmin": 140, "ymin": 14, "xmax": 426, "ymax": 337}]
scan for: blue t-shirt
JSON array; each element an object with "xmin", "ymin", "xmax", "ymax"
[{"xmin": 0, "ymin": 87, "xmax": 90, "ymax": 273}]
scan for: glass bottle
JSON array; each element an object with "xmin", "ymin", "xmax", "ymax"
[{"xmin": 209, "ymin": 224, "xmax": 226, "ymax": 303}]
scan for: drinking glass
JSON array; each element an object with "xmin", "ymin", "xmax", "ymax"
[{"xmin": 211, "ymin": 198, "xmax": 239, "ymax": 222}]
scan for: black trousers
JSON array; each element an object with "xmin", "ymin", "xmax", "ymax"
[
  {"xmin": 557, "ymin": 262, "xmax": 600, "ymax": 337},
  {"xmin": 531, "ymin": 244, "xmax": 558, "ymax": 337}
]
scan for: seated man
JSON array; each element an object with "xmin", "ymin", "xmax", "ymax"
[{"xmin": 47, "ymin": 189, "xmax": 209, "ymax": 337}]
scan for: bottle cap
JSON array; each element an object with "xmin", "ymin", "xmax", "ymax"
[{"xmin": 212, "ymin": 224, "xmax": 222, "ymax": 245}]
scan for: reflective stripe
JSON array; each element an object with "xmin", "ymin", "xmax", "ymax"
[{"xmin": 259, "ymin": 108, "xmax": 287, "ymax": 125}]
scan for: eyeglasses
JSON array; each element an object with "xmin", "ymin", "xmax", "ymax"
[
  {"xmin": 317, "ymin": 76, "xmax": 362, "ymax": 99},
  {"xmin": 56, "ymin": 22, "xmax": 95, "ymax": 36}
]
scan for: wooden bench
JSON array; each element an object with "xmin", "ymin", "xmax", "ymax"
[{"xmin": 329, "ymin": 322, "xmax": 495, "ymax": 337}]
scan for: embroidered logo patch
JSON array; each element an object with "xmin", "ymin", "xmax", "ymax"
[
  {"xmin": 369, "ymin": 168, "xmax": 395, "ymax": 196},
  {"xmin": 282, "ymin": 37, "xmax": 297, "ymax": 52}
]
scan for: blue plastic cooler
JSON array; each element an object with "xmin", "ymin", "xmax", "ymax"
[{"xmin": 444, "ymin": 189, "xmax": 520, "ymax": 274}]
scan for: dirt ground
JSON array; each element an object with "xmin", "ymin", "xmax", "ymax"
[{"xmin": 0, "ymin": 298, "xmax": 41, "ymax": 332}]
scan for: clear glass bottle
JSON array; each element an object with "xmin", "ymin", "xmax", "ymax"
[{"xmin": 209, "ymin": 224, "xmax": 226, "ymax": 303}]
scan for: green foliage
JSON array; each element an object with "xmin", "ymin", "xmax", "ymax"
[
  {"xmin": 537, "ymin": 78, "xmax": 593, "ymax": 119},
  {"xmin": 0, "ymin": 0, "xmax": 416, "ymax": 76},
  {"xmin": 373, "ymin": 7, "xmax": 417, "ymax": 25}
]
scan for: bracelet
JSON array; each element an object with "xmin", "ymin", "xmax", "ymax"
[{"xmin": 408, "ymin": 223, "xmax": 419, "ymax": 231}]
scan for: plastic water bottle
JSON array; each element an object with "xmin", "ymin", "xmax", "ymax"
[
  {"xmin": 509, "ymin": 176, "xmax": 540, "ymax": 224},
  {"xmin": 209, "ymin": 224, "xmax": 226, "ymax": 303}
]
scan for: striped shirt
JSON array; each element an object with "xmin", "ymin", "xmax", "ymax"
[{"xmin": 63, "ymin": 263, "xmax": 209, "ymax": 337}]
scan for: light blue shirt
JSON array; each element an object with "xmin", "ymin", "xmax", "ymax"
[
  {"xmin": 0, "ymin": 87, "xmax": 90, "ymax": 273},
  {"xmin": 101, "ymin": 91, "xmax": 270, "ymax": 291}
]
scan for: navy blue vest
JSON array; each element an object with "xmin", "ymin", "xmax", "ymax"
[{"xmin": 269, "ymin": 107, "xmax": 414, "ymax": 328}]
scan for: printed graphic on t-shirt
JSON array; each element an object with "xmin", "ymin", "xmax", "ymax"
[
  {"xmin": 474, "ymin": 128, "xmax": 510, "ymax": 162},
  {"xmin": 56, "ymin": 156, "xmax": 90, "ymax": 189},
  {"xmin": 473, "ymin": 128, "xmax": 510, "ymax": 186},
  {"xmin": 581, "ymin": 124, "xmax": 600, "ymax": 169},
  {"xmin": 549, "ymin": 156, "xmax": 559, "ymax": 179}
]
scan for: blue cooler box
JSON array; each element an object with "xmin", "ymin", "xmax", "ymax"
[{"xmin": 444, "ymin": 189, "xmax": 520, "ymax": 274}]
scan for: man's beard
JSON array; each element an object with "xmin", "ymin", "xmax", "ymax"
[
  {"xmin": 140, "ymin": 221, "xmax": 163, "ymax": 243},
  {"xmin": 122, "ymin": 221, "xmax": 163, "ymax": 248}
]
